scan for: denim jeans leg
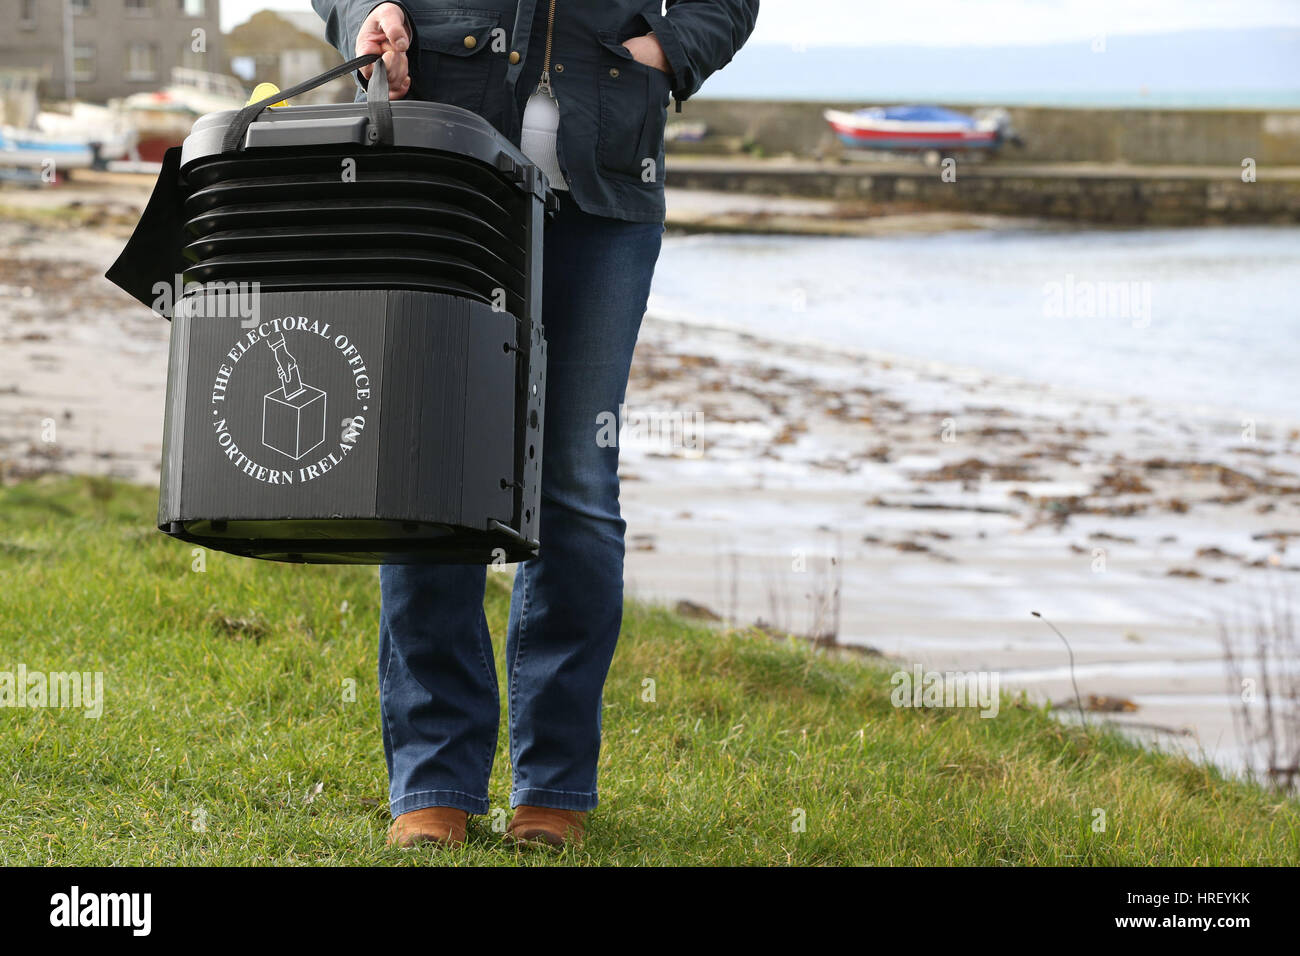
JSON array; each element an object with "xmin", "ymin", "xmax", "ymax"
[
  {"xmin": 379, "ymin": 563, "xmax": 499, "ymax": 817},
  {"xmin": 506, "ymin": 201, "xmax": 664, "ymax": 811}
]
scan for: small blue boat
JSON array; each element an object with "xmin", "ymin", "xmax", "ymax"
[{"xmin": 0, "ymin": 125, "xmax": 96, "ymax": 174}]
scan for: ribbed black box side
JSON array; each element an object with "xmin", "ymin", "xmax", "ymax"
[
  {"xmin": 460, "ymin": 301, "xmax": 517, "ymax": 529},
  {"xmin": 377, "ymin": 292, "xmax": 458, "ymax": 523},
  {"xmin": 376, "ymin": 291, "xmax": 517, "ymax": 528},
  {"xmin": 158, "ymin": 310, "xmax": 190, "ymax": 528}
]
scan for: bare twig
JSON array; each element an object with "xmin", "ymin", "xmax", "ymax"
[{"xmin": 1032, "ymin": 610, "xmax": 1089, "ymax": 732}]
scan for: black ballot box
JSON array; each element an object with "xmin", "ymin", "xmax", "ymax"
[{"xmin": 108, "ymin": 56, "xmax": 552, "ymax": 564}]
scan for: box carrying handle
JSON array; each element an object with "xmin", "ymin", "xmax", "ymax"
[{"xmin": 221, "ymin": 53, "xmax": 395, "ymax": 153}]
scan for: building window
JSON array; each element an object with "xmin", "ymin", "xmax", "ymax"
[
  {"xmin": 180, "ymin": 0, "xmax": 206, "ymax": 15},
  {"xmin": 20, "ymin": 0, "xmax": 37, "ymax": 28},
  {"xmin": 125, "ymin": 0, "xmax": 153, "ymax": 14},
  {"xmin": 72, "ymin": 44, "xmax": 96, "ymax": 83},
  {"xmin": 70, "ymin": 0, "xmax": 92, "ymax": 15},
  {"xmin": 126, "ymin": 42, "xmax": 159, "ymax": 81}
]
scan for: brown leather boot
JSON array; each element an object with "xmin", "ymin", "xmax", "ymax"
[
  {"xmin": 505, "ymin": 806, "xmax": 587, "ymax": 849},
  {"xmin": 386, "ymin": 806, "xmax": 468, "ymax": 848}
]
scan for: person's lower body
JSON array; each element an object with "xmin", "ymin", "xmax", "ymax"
[{"xmin": 378, "ymin": 196, "xmax": 663, "ymax": 829}]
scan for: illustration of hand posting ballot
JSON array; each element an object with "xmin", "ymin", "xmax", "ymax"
[
  {"xmin": 271, "ymin": 334, "xmax": 305, "ymax": 399},
  {"xmin": 262, "ymin": 334, "xmax": 327, "ymax": 461}
]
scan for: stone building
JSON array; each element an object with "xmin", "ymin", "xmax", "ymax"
[
  {"xmin": 0, "ymin": 0, "xmax": 224, "ymax": 103},
  {"xmin": 226, "ymin": 10, "xmax": 352, "ymax": 105}
]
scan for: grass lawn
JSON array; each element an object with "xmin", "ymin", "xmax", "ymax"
[{"xmin": 0, "ymin": 476, "xmax": 1295, "ymax": 865}]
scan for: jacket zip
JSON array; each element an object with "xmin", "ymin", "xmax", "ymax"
[
  {"xmin": 528, "ymin": 0, "xmax": 569, "ymax": 190},
  {"xmin": 536, "ymin": 0, "xmax": 557, "ymax": 97}
]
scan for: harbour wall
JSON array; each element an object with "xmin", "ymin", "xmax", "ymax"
[{"xmin": 670, "ymin": 99, "xmax": 1300, "ymax": 168}]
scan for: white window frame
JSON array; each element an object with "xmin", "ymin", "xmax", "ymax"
[
  {"xmin": 125, "ymin": 42, "xmax": 159, "ymax": 82},
  {"xmin": 72, "ymin": 44, "xmax": 96, "ymax": 83}
]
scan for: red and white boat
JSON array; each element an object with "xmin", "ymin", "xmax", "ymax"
[
  {"xmin": 117, "ymin": 69, "xmax": 247, "ymax": 163},
  {"xmin": 824, "ymin": 105, "xmax": 1018, "ymax": 156}
]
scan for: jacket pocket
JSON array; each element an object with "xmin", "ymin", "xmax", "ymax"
[
  {"xmin": 412, "ymin": 9, "xmax": 503, "ymax": 117},
  {"xmin": 595, "ymin": 32, "xmax": 671, "ymax": 182}
]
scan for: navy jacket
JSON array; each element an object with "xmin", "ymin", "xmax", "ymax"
[{"xmin": 311, "ymin": 0, "xmax": 759, "ymax": 222}]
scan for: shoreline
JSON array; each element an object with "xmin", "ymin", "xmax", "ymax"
[
  {"xmin": 663, "ymin": 156, "xmax": 1300, "ymax": 226},
  {"xmin": 643, "ymin": 301, "xmax": 1300, "ymax": 437},
  {"xmin": 2, "ymin": 186, "xmax": 1298, "ymax": 779},
  {"xmin": 618, "ymin": 311, "xmax": 1300, "ymax": 776}
]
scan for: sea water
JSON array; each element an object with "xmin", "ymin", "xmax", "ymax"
[{"xmin": 651, "ymin": 225, "xmax": 1300, "ymax": 423}]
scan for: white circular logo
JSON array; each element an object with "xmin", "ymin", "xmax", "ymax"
[{"xmin": 207, "ymin": 316, "xmax": 372, "ymax": 485}]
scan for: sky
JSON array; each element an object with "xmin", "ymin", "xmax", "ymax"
[{"xmin": 221, "ymin": 0, "xmax": 1300, "ymax": 47}]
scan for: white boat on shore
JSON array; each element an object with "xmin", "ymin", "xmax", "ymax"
[
  {"xmin": 37, "ymin": 102, "xmax": 137, "ymax": 166},
  {"xmin": 0, "ymin": 124, "xmax": 95, "ymax": 174},
  {"xmin": 1, "ymin": 68, "xmax": 94, "ymax": 178}
]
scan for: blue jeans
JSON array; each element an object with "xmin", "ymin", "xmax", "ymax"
[{"xmin": 378, "ymin": 198, "xmax": 663, "ymax": 817}]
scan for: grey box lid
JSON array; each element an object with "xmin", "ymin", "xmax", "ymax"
[{"xmin": 182, "ymin": 100, "xmax": 552, "ymax": 205}]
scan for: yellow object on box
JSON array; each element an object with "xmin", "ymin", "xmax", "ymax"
[{"xmin": 247, "ymin": 83, "xmax": 288, "ymax": 108}]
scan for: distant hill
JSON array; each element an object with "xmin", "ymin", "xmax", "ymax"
[{"xmin": 700, "ymin": 28, "xmax": 1300, "ymax": 107}]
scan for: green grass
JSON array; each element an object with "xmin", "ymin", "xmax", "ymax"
[{"xmin": 0, "ymin": 476, "xmax": 1296, "ymax": 865}]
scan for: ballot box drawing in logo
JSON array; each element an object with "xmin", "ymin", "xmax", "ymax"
[{"xmin": 262, "ymin": 334, "xmax": 326, "ymax": 460}]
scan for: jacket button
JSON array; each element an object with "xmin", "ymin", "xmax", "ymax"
[
  {"xmin": 553, "ymin": 63, "xmax": 563, "ymax": 72},
  {"xmin": 463, "ymin": 35, "xmax": 477, "ymax": 49},
  {"xmin": 609, "ymin": 67, "xmax": 619, "ymax": 78},
  {"xmin": 509, "ymin": 51, "xmax": 520, "ymax": 64}
]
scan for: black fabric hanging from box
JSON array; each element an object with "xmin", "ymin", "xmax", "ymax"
[{"xmin": 107, "ymin": 56, "xmax": 553, "ymax": 565}]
